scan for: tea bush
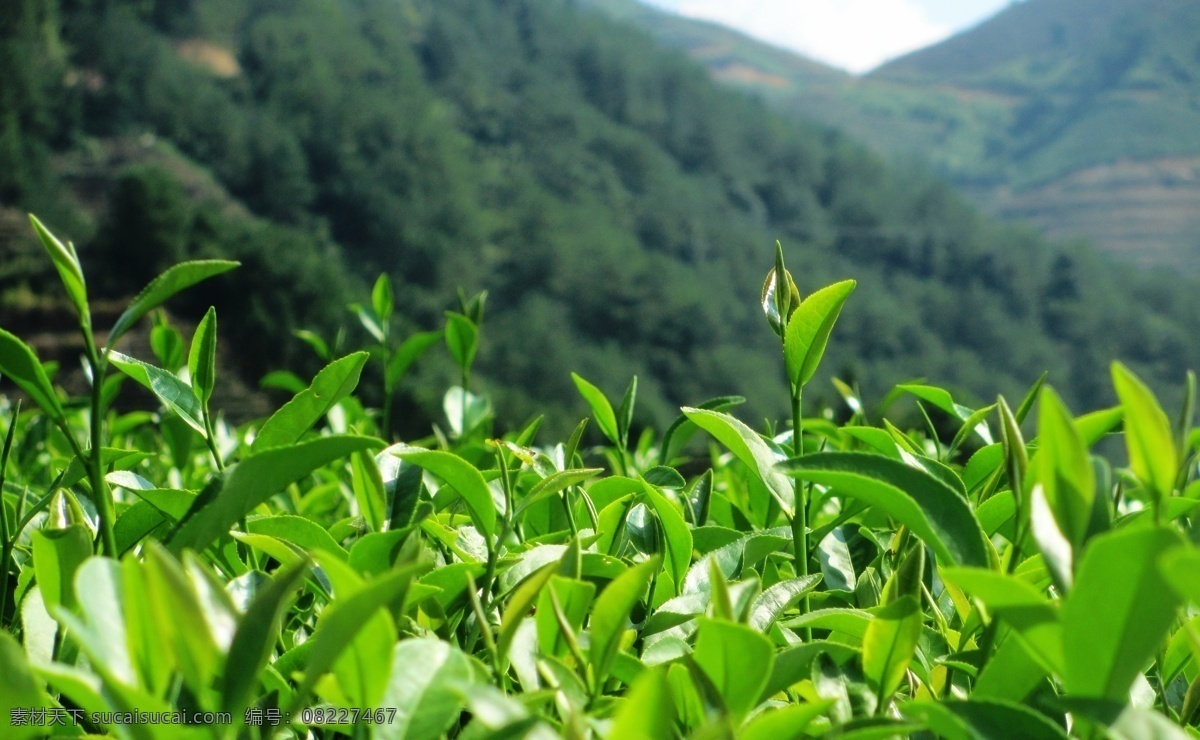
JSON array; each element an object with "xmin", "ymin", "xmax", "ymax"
[{"xmin": 3, "ymin": 219, "xmax": 1200, "ymax": 739}]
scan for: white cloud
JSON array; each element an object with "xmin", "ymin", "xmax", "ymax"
[{"xmin": 646, "ymin": 0, "xmax": 954, "ymax": 74}]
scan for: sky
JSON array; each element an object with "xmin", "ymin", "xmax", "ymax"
[{"xmin": 641, "ymin": 0, "xmax": 1014, "ymax": 74}]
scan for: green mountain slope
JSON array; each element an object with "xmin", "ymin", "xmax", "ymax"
[
  {"xmin": 590, "ymin": 0, "xmax": 1200, "ymax": 268},
  {"xmin": 3, "ymin": 0, "xmax": 1199, "ymax": 435}
]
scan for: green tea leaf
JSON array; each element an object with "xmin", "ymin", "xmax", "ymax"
[
  {"xmin": 293, "ymin": 329, "xmax": 330, "ymax": 361},
  {"xmin": 609, "ymin": 667, "xmax": 674, "ymax": 738},
  {"xmin": 290, "ymin": 564, "xmax": 419, "ymax": 711},
  {"xmin": 1111, "ymin": 362, "xmax": 1178, "ymax": 503},
  {"xmin": 617, "ymin": 375, "xmax": 637, "ymax": 447},
  {"xmin": 749, "ymin": 574, "xmax": 823, "ymax": 632},
  {"xmin": 372, "ymin": 274, "xmax": 394, "ymax": 324},
  {"xmin": 220, "ymin": 558, "xmax": 309, "ymax": 715},
  {"xmin": 108, "ymin": 260, "xmax": 239, "ymax": 347},
  {"xmin": 641, "ymin": 481, "xmax": 693, "ymax": 594},
  {"xmin": 498, "ymin": 562, "xmax": 557, "ymax": 665},
  {"xmin": 350, "ymin": 450, "xmax": 388, "ymax": 533},
  {"xmin": 693, "ymin": 616, "xmax": 774, "ymax": 719},
  {"xmin": 0, "ymin": 631, "xmax": 52, "ymax": 740},
  {"xmin": 31, "ymin": 524, "xmax": 93, "ymax": 613},
  {"xmin": 904, "ymin": 698, "xmax": 1068, "ymax": 740},
  {"xmin": 998, "ymin": 396, "xmax": 1028, "ymax": 514},
  {"xmin": 109, "ymin": 350, "xmax": 205, "ymax": 433},
  {"xmin": 168, "ymin": 435, "xmax": 382, "ymax": 554},
  {"xmin": 571, "ymin": 372, "xmax": 620, "ymax": 446},
  {"xmin": 684, "ymin": 407, "xmax": 794, "ymax": 517},
  {"xmin": 590, "ymin": 556, "xmax": 659, "ymax": 686},
  {"xmin": 390, "ymin": 445, "xmax": 497, "ymax": 539},
  {"xmin": 246, "ymin": 515, "xmax": 346, "ymax": 560},
  {"xmin": 150, "ymin": 321, "xmax": 186, "ymax": 372},
  {"xmin": 378, "ymin": 638, "xmax": 474, "ymax": 740},
  {"xmin": 252, "ymin": 352, "xmax": 369, "ymax": 451},
  {"xmin": 536, "ymin": 576, "xmax": 595, "ymax": 659},
  {"xmin": 444, "ymin": 312, "xmax": 477, "ymax": 371},
  {"xmin": 515, "ymin": 468, "xmax": 603, "ymax": 518},
  {"xmin": 779, "ymin": 452, "xmax": 988, "ymax": 567},
  {"xmin": 972, "ymin": 632, "xmax": 1050, "ymax": 703},
  {"xmin": 862, "ymin": 595, "xmax": 922, "ymax": 702},
  {"xmin": 1031, "ymin": 387, "xmax": 1094, "ymax": 546},
  {"xmin": 784, "ymin": 279, "xmax": 856, "ymax": 388},
  {"xmin": 29, "ymin": 215, "xmax": 88, "ymax": 325},
  {"xmin": 661, "ymin": 395, "xmax": 745, "ymax": 462},
  {"xmin": 386, "ymin": 331, "xmax": 441, "ymax": 390},
  {"xmin": 1061, "ymin": 526, "xmax": 1183, "ymax": 700},
  {"xmin": 187, "ymin": 307, "xmax": 218, "ymax": 405},
  {"xmin": 0, "ymin": 329, "xmax": 65, "ymax": 422},
  {"xmin": 142, "ymin": 543, "xmax": 222, "ymax": 696},
  {"xmin": 941, "ymin": 567, "xmax": 1063, "ymax": 674}
]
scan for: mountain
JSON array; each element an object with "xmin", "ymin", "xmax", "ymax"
[
  {"xmin": 3, "ymin": 0, "xmax": 1199, "ymax": 436},
  {"xmin": 588, "ymin": 0, "xmax": 1200, "ymax": 269}
]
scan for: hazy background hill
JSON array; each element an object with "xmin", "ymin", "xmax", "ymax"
[
  {"xmin": 3, "ymin": 0, "xmax": 1199, "ymax": 436},
  {"xmin": 588, "ymin": 0, "xmax": 1200, "ymax": 269}
]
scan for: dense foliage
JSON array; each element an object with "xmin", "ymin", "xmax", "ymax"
[
  {"xmin": 3, "ymin": 0, "xmax": 1200, "ymax": 437},
  {"xmin": 6, "ymin": 220, "xmax": 1200, "ymax": 738}
]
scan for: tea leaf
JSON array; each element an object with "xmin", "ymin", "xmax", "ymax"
[
  {"xmin": 694, "ymin": 616, "xmax": 775, "ymax": 719},
  {"xmin": 390, "ymin": 445, "xmax": 497, "ymax": 539},
  {"xmin": 221, "ymin": 558, "xmax": 309, "ymax": 716},
  {"xmin": 29, "ymin": 215, "xmax": 88, "ymax": 325},
  {"xmin": 779, "ymin": 452, "xmax": 989, "ymax": 567},
  {"xmin": 862, "ymin": 595, "xmax": 922, "ymax": 703},
  {"xmin": 748, "ymin": 573, "xmax": 823, "ymax": 632},
  {"xmin": 386, "ymin": 330, "xmax": 442, "ymax": 390},
  {"xmin": 571, "ymin": 373, "xmax": 620, "ymax": 446},
  {"xmin": 1061, "ymin": 526, "xmax": 1183, "ymax": 700},
  {"xmin": 536, "ymin": 576, "xmax": 595, "ymax": 659},
  {"xmin": 108, "ymin": 260, "xmax": 239, "ymax": 347},
  {"xmin": 31, "ymin": 524, "xmax": 93, "ymax": 614},
  {"xmin": 609, "ymin": 667, "xmax": 674, "ymax": 738},
  {"xmin": 290, "ymin": 563, "xmax": 420, "ymax": 711},
  {"xmin": 1111, "ymin": 362, "xmax": 1177, "ymax": 503},
  {"xmin": 379, "ymin": 638, "xmax": 474, "ymax": 740},
  {"xmin": 351, "ymin": 450, "xmax": 388, "ymax": 533},
  {"xmin": 253, "ymin": 352, "xmax": 369, "ymax": 451},
  {"xmin": 444, "ymin": 312, "xmax": 477, "ymax": 371},
  {"xmin": 784, "ymin": 279, "xmax": 856, "ymax": 388},
  {"xmin": 0, "ymin": 329, "xmax": 65, "ymax": 422},
  {"xmin": 684, "ymin": 407, "xmax": 794, "ymax": 517},
  {"xmin": 187, "ymin": 307, "xmax": 218, "ymax": 405},
  {"xmin": 168, "ymin": 435, "xmax": 383, "ymax": 553},
  {"xmin": 590, "ymin": 556, "xmax": 660, "ymax": 686},
  {"xmin": 1030, "ymin": 387, "xmax": 1094, "ymax": 546},
  {"xmin": 109, "ymin": 350, "xmax": 205, "ymax": 433},
  {"xmin": 641, "ymin": 481, "xmax": 692, "ymax": 593},
  {"xmin": 372, "ymin": 274, "xmax": 394, "ymax": 324}
]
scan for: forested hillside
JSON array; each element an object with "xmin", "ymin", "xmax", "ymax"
[
  {"xmin": 585, "ymin": 0, "xmax": 1200, "ymax": 268},
  {"xmin": 3, "ymin": 0, "xmax": 1199, "ymax": 435}
]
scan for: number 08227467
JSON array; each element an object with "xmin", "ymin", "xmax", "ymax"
[{"xmin": 299, "ymin": 707, "xmax": 398, "ymax": 725}]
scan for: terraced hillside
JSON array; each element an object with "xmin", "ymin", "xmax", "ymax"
[{"xmin": 588, "ymin": 0, "xmax": 1200, "ymax": 269}]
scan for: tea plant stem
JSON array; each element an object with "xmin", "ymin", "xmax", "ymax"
[
  {"xmin": 791, "ymin": 386, "xmax": 812, "ymax": 642},
  {"xmin": 81, "ymin": 337, "xmax": 117, "ymax": 558},
  {"xmin": 382, "ymin": 391, "xmax": 394, "ymax": 442},
  {"xmin": 202, "ymin": 411, "xmax": 226, "ymax": 472},
  {"xmin": 460, "ymin": 368, "xmax": 469, "ymax": 441},
  {"xmin": 481, "ymin": 519, "xmax": 512, "ymax": 612},
  {"xmin": 0, "ymin": 403, "xmax": 16, "ymax": 626}
]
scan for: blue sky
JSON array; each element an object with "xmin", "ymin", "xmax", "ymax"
[{"xmin": 640, "ymin": 0, "xmax": 1014, "ymax": 73}]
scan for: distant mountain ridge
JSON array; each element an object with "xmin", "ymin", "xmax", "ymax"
[{"xmin": 588, "ymin": 0, "xmax": 1200, "ymax": 268}]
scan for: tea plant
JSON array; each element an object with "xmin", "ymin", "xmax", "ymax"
[{"xmin": 3, "ymin": 216, "xmax": 1200, "ymax": 739}]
